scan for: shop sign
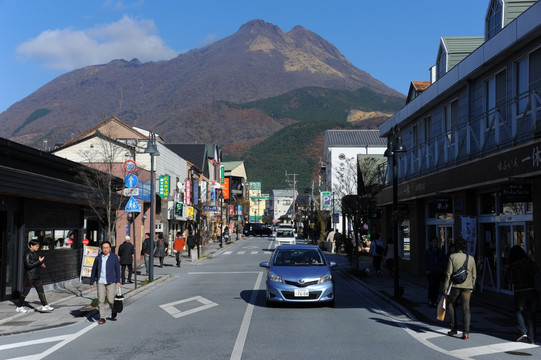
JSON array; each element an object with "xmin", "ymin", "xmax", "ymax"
[
  {"xmin": 433, "ymin": 197, "xmax": 452, "ymax": 213},
  {"xmin": 501, "ymin": 183, "xmax": 531, "ymax": 203},
  {"xmin": 159, "ymin": 175, "xmax": 170, "ymax": 198}
]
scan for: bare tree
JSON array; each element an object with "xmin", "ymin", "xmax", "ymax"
[{"xmin": 75, "ymin": 129, "xmax": 133, "ymax": 243}]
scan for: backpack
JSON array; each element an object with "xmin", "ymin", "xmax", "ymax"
[{"xmin": 451, "ymin": 254, "xmax": 469, "ymax": 284}]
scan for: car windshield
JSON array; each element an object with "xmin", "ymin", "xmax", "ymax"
[
  {"xmin": 273, "ymin": 249, "xmax": 325, "ymax": 266},
  {"xmin": 276, "ymin": 230, "xmax": 294, "ymax": 237}
]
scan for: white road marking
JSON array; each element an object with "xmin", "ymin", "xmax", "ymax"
[
  {"xmin": 223, "ymin": 251, "xmax": 233, "ymax": 254},
  {"xmin": 230, "ymin": 271, "xmax": 263, "ymax": 360},
  {"xmin": 342, "ymin": 276, "xmax": 539, "ymax": 359},
  {"xmin": 250, "ymin": 251, "xmax": 258, "ymax": 255},
  {"xmin": 237, "ymin": 251, "xmax": 245, "ymax": 254},
  {"xmin": 2, "ymin": 322, "xmax": 97, "ymax": 360},
  {"xmin": 159, "ymin": 296, "xmax": 218, "ymax": 319}
]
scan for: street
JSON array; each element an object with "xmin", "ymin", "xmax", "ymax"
[{"xmin": 0, "ymin": 236, "xmax": 539, "ymax": 360}]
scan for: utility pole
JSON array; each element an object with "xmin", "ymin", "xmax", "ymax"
[{"xmin": 285, "ymin": 171, "xmax": 297, "ymax": 225}]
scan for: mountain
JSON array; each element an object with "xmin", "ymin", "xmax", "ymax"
[{"xmin": 0, "ymin": 19, "xmax": 403, "ymax": 148}]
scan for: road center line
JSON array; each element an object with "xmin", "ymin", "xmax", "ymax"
[{"xmin": 230, "ymin": 271, "xmax": 263, "ymax": 360}]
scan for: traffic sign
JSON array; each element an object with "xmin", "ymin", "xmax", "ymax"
[
  {"xmin": 125, "ymin": 196, "xmax": 141, "ymax": 212},
  {"xmin": 124, "ymin": 188, "xmax": 140, "ymax": 196},
  {"xmin": 123, "ymin": 160, "xmax": 137, "ymax": 174},
  {"xmin": 124, "ymin": 174, "xmax": 138, "ymax": 188}
]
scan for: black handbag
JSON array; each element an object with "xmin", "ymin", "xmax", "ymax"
[
  {"xmin": 451, "ymin": 255, "xmax": 469, "ymax": 284},
  {"xmin": 113, "ymin": 289, "xmax": 124, "ymax": 313}
]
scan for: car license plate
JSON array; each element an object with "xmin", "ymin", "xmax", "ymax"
[{"xmin": 294, "ymin": 288, "xmax": 309, "ymax": 297}]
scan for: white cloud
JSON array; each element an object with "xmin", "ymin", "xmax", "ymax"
[
  {"xmin": 102, "ymin": 0, "xmax": 145, "ymax": 11},
  {"xmin": 199, "ymin": 34, "xmax": 218, "ymax": 48},
  {"xmin": 16, "ymin": 15, "xmax": 178, "ymax": 71}
]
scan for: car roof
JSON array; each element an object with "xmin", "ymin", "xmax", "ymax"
[{"xmin": 274, "ymin": 244, "xmax": 318, "ymax": 250}]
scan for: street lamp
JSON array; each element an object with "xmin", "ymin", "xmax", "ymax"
[
  {"xmin": 144, "ymin": 132, "xmax": 160, "ymax": 281},
  {"xmin": 384, "ymin": 127, "xmax": 406, "ymax": 299}
]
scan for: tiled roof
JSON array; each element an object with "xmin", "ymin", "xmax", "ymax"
[
  {"xmin": 165, "ymin": 143, "xmax": 208, "ymax": 175},
  {"xmin": 324, "ymin": 129, "xmax": 386, "ymax": 147}
]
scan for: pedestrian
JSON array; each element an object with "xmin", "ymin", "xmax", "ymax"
[
  {"xmin": 141, "ymin": 233, "xmax": 151, "ymax": 275},
  {"xmin": 223, "ymin": 226, "xmax": 230, "ymax": 242},
  {"xmin": 505, "ymin": 245, "xmax": 539, "ymax": 344},
  {"xmin": 187, "ymin": 230, "xmax": 196, "ymax": 255},
  {"xmin": 173, "ymin": 231, "xmax": 186, "ymax": 267},
  {"xmin": 369, "ymin": 235, "xmax": 384, "ymax": 275},
  {"xmin": 154, "ymin": 233, "xmax": 168, "ymax": 267},
  {"xmin": 423, "ymin": 236, "xmax": 445, "ymax": 308},
  {"xmin": 15, "ymin": 239, "xmax": 54, "ymax": 313},
  {"xmin": 118, "ymin": 236, "xmax": 134, "ymax": 284},
  {"xmin": 443, "ymin": 237, "xmax": 476, "ymax": 340},
  {"xmin": 89, "ymin": 240, "xmax": 121, "ymax": 325}
]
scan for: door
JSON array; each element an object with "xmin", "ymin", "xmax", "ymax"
[{"xmin": 498, "ymin": 223, "xmax": 526, "ymax": 292}]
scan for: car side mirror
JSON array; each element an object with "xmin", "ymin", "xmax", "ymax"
[
  {"xmin": 259, "ymin": 261, "xmax": 269, "ymax": 268},
  {"xmin": 329, "ymin": 261, "xmax": 337, "ymax": 268}
]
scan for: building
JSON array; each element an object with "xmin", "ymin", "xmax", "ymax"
[
  {"xmin": 322, "ymin": 129, "xmax": 387, "ymax": 232},
  {"xmin": 246, "ymin": 181, "xmax": 268, "ymax": 223},
  {"xmin": 378, "ymin": 0, "xmax": 541, "ymax": 294},
  {"xmin": 0, "ymin": 137, "xmax": 122, "ymax": 300},
  {"xmin": 268, "ymin": 189, "xmax": 298, "ymax": 222}
]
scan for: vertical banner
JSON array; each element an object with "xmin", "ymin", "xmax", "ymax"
[
  {"xmin": 210, "ymin": 186, "xmax": 216, "ymax": 205},
  {"xmin": 220, "ymin": 165, "xmax": 225, "ymax": 184},
  {"xmin": 185, "ymin": 179, "xmax": 191, "ymax": 205},
  {"xmin": 223, "ymin": 178, "xmax": 230, "ymax": 200},
  {"xmin": 461, "ymin": 216, "xmax": 477, "ymax": 256},
  {"xmin": 194, "ymin": 180, "xmax": 199, "ymax": 205},
  {"xmin": 321, "ymin": 191, "xmax": 331, "ymax": 210}
]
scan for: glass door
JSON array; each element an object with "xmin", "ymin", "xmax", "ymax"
[{"xmin": 498, "ymin": 223, "xmax": 525, "ymax": 292}]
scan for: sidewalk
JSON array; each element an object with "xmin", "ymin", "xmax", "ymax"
[
  {"xmin": 334, "ymin": 253, "xmax": 540, "ymax": 343},
  {"xmin": 0, "ymin": 238, "xmax": 232, "ymax": 336}
]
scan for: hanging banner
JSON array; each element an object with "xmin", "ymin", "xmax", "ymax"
[
  {"xmin": 461, "ymin": 216, "xmax": 477, "ymax": 256},
  {"xmin": 159, "ymin": 175, "xmax": 170, "ymax": 198},
  {"xmin": 223, "ymin": 178, "xmax": 230, "ymax": 200},
  {"xmin": 321, "ymin": 191, "xmax": 331, "ymax": 211},
  {"xmin": 185, "ymin": 179, "xmax": 191, "ymax": 205}
]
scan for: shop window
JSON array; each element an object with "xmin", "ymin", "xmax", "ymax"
[{"xmin": 28, "ymin": 230, "xmax": 78, "ymax": 250}]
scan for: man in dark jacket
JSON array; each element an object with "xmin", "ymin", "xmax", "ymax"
[
  {"xmin": 90, "ymin": 240, "xmax": 121, "ymax": 325},
  {"xmin": 141, "ymin": 233, "xmax": 151, "ymax": 275},
  {"xmin": 118, "ymin": 236, "xmax": 134, "ymax": 284},
  {"xmin": 16, "ymin": 239, "xmax": 54, "ymax": 313}
]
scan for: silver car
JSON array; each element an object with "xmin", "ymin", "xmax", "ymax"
[
  {"xmin": 274, "ymin": 228, "xmax": 296, "ymax": 245},
  {"xmin": 259, "ymin": 244, "xmax": 336, "ymax": 307}
]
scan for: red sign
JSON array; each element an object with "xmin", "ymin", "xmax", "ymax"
[
  {"xmin": 65, "ymin": 239, "xmax": 73, "ymax": 246},
  {"xmin": 229, "ymin": 205, "xmax": 234, "ymax": 216},
  {"xmin": 82, "ymin": 238, "xmax": 89, "ymax": 245},
  {"xmin": 223, "ymin": 178, "xmax": 230, "ymax": 200},
  {"xmin": 123, "ymin": 160, "xmax": 137, "ymax": 174}
]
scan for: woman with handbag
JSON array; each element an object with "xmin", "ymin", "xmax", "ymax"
[
  {"xmin": 154, "ymin": 234, "xmax": 168, "ymax": 268},
  {"xmin": 443, "ymin": 237, "xmax": 476, "ymax": 340},
  {"xmin": 505, "ymin": 245, "xmax": 538, "ymax": 344}
]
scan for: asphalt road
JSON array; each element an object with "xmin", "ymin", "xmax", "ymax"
[{"xmin": 1, "ymin": 236, "xmax": 540, "ymax": 360}]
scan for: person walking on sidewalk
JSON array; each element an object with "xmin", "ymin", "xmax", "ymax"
[
  {"xmin": 89, "ymin": 240, "xmax": 121, "ymax": 325},
  {"xmin": 423, "ymin": 236, "xmax": 445, "ymax": 308},
  {"xmin": 141, "ymin": 233, "xmax": 151, "ymax": 275},
  {"xmin": 443, "ymin": 237, "xmax": 476, "ymax": 340},
  {"xmin": 173, "ymin": 232, "xmax": 186, "ymax": 267},
  {"xmin": 15, "ymin": 239, "xmax": 54, "ymax": 313},
  {"xmin": 369, "ymin": 235, "xmax": 384, "ymax": 275},
  {"xmin": 505, "ymin": 245, "xmax": 538, "ymax": 344},
  {"xmin": 155, "ymin": 233, "xmax": 168, "ymax": 267},
  {"xmin": 118, "ymin": 236, "xmax": 134, "ymax": 284}
]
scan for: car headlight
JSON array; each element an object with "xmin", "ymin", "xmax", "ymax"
[
  {"xmin": 268, "ymin": 271, "xmax": 282, "ymax": 283},
  {"xmin": 319, "ymin": 273, "xmax": 332, "ymax": 283}
]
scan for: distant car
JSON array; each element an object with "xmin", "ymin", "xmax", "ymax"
[
  {"xmin": 243, "ymin": 223, "xmax": 272, "ymax": 237},
  {"xmin": 274, "ymin": 228, "xmax": 296, "ymax": 245},
  {"xmin": 259, "ymin": 244, "xmax": 336, "ymax": 307}
]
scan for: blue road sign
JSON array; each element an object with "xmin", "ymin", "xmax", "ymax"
[
  {"xmin": 124, "ymin": 174, "xmax": 138, "ymax": 188},
  {"xmin": 125, "ymin": 196, "xmax": 141, "ymax": 212}
]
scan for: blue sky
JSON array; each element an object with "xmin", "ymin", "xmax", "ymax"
[{"xmin": 0, "ymin": 0, "xmax": 489, "ymax": 113}]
